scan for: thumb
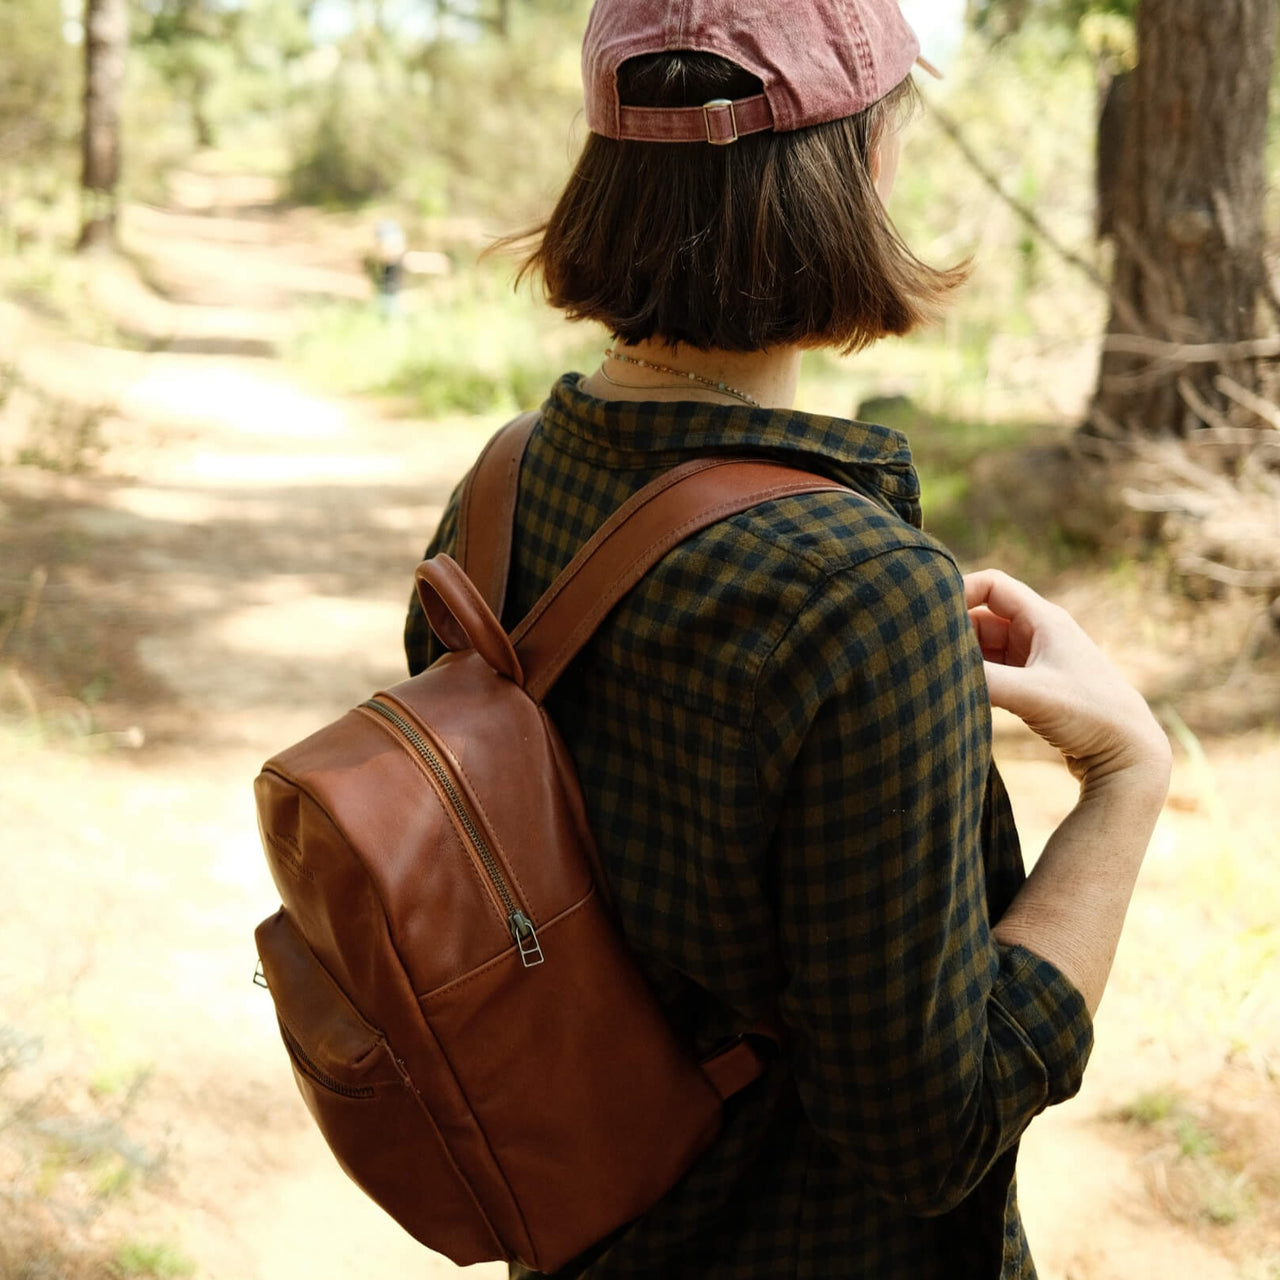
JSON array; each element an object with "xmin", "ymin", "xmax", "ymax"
[{"xmin": 981, "ymin": 660, "xmax": 1030, "ymax": 719}]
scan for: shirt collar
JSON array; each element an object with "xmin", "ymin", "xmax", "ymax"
[{"xmin": 539, "ymin": 373, "xmax": 923, "ymax": 524}]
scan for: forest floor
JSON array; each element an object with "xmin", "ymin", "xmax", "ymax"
[{"xmin": 1, "ymin": 161, "xmax": 1277, "ymax": 1280}]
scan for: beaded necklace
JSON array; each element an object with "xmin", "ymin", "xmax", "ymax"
[{"xmin": 603, "ymin": 348, "xmax": 761, "ymax": 408}]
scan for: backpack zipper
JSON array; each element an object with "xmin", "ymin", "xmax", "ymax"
[
  {"xmin": 280, "ymin": 1021, "xmax": 377, "ymax": 1099},
  {"xmin": 361, "ymin": 696, "xmax": 544, "ymax": 968}
]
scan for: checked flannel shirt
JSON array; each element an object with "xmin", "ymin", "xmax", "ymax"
[{"xmin": 404, "ymin": 374, "xmax": 1095, "ymax": 1280}]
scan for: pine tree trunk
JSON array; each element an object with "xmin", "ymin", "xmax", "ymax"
[
  {"xmin": 1089, "ymin": 0, "xmax": 1278, "ymax": 437},
  {"xmin": 77, "ymin": 0, "xmax": 128, "ymax": 252}
]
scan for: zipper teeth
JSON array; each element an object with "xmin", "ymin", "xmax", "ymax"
[
  {"xmin": 280, "ymin": 1023, "xmax": 376, "ymax": 1100},
  {"xmin": 362, "ymin": 697, "xmax": 521, "ymax": 921}
]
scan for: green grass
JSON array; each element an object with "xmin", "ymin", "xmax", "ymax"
[
  {"xmin": 111, "ymin": 1241, "xmax": 197, "ymax": 1279},
  {"xmin": 287, "ymin": 262, "xmax": 600, "ymax": 417},
  {"xmin": 0, "ymin": 664, "xmax": 113, "ymax": 750},
  {"xmin": 1200, "ymin": 1182, "xmax": 1251, "ymax": 1227},
  {"xmin": 1117, "ymin": 1087, "xmax": 1182, "ymax": 1128},
  {"xmin": 1173, "ymin": 1114, "xmax": 1220, "ymax": 1160},
  {"xmin": 1113, "ymin": 1087, "xmax": 1266, "ymax": 1231},
  {"xmin": 1, "ymin": 1022, "xmax": 175, "ymax": 1277},
  {"xmin": 1114, "ymin": 1087, "xmax": 1219, "ymax": 1160},
  {"xmin": 90, "ymin": 1063, "xmax": 153, "ymax": 1100},
  {"xmin": 93, "ymin": 1153, "xmax": 138, "ymax": 1199}
]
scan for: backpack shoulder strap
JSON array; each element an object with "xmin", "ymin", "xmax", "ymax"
[
  {"xmin": 455, "ymin": 411, "xmax": 539, "ymax": 616},
  {"xmin": 440, "ymin": 436, "xmax": 843, "ymax": 1094},
  {"xmin": 511, "ymin": 457, "xmax": 853, "ymax": 704},
  {"xmin": 505, "ymin": 462, "xmax": 844, "ymax": 1085}
]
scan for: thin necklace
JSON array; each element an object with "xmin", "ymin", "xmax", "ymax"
[
  {"xmin": 604, "ymin": 348, "xmax": 760, "ymax": 408},
  {"xmin": 599, "ymin": 367, "xmax": 709, "ymax": 396}
]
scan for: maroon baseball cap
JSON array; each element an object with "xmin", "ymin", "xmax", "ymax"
[{"xmin": 583, "ymin": 0, "xmax": 931, "ymax": 145}]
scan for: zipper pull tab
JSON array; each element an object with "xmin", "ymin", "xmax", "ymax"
[{"xmin": 508, "ymin": 912, "xmax": 544, "ymax": 968}]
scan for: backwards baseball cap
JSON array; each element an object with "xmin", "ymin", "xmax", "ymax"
[{"xmin": 583, "ymin": 0, "xmax": 933, "ymax": 146}]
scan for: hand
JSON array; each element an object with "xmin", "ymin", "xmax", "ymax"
[{"xmin": 963, "ymin": 569, "xmax": 1171, "ymax": 786}]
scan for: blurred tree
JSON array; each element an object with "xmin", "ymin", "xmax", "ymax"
[
  {"xmin": 284, "ymin": 0, "xmax": 588, "ymax": 212},
  {"xmin": 967, "ymin": 0, "xmax": 1137, "ymax": 40},
  {"xmin": 79, "ymin": 0, "xmax": 129, "ymax": 251},
  {"xmin": 0, "ymin": 0, "xmax": 78, "ymax": 170},
  {"xmin": 133, "ymin": 1, "xmax": 242, "ymax": 148},
  {"xmin": 1093, "ymin": 66, "xmax": 1128, "ymax": 240},
  {"xmin": 127, "ymin": 0, "xmax": 314, "ymax": 180},
  {"xmin": 969, "ymin": 0, "xmax": 1139, "ymax": 244},
  {"xmin": 1089, "ymin": 0, "xmax": 1278, "ymax": 437},
  {"xmin": 429, "ymin": 0, "xmax": 582, "ymax": 41}
]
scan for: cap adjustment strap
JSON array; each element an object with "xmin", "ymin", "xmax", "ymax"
[
  {"xmin": 702, "ymin": 98, "xmax": 738, "ymax": 145},
  {"xmin": 613, "ymin": 92, "xmax": 774, "ymax": 145}
]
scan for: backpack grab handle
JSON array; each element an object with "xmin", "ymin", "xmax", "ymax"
[{"xmin": 416, "ymin": 555, "xmax": 525, "ymax": 685}]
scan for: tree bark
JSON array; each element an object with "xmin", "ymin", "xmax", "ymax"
[
  {"xmin": 77, "ymin": 0, "xmax": 128, "ymax": 253},
  {"xmin": 1090, "ymin": 0, "xmax": 1278, "ymax": 437},
  {"xmin": 1094, "ymin": 70, "xmax": 1129, "ymax": 242}
]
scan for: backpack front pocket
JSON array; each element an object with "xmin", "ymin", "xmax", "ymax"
[{"xmin": 254, "ymin": 908, "xmax": 503, "ymax": 1264}]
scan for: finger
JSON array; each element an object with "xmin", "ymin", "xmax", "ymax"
[
  {"xmin": 980, "ymin": 659, "xmax": 1013, "ymax": 711},
  {"xmin": 966, "ymin": 604, "xmax": 1006, "ymax": 630},
  {"xmin": 981, "ymin": 660, "xmax": 1040, "ymax": 719},
  {"xmin": 967, "ymin": 607, "xmax": 1011, "ymax": 662},
  {"xmin": 963, "ymin": 569, "xmax": 1008, "ymax": 613},
  {"xmin": 963, "ymin": 569, "xmax": 1044, "ymax": 624}
]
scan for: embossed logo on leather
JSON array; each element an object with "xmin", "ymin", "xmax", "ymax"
[{"xmin": 267, "ymin": 830, "xmax": 315, "ymax": 882}]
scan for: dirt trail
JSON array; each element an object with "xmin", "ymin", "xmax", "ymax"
[
  {"xmin": 2, "ymin": 172, "xmax": 504, "ymax": 1279},
  {"xmin": 1, "ymin": 167, "xmax": 1276, "ymax": 1279}
]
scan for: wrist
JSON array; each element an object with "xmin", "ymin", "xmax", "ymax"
[
  {"xmin": 1077, "ymin": 738, "xmax": 1172, "ymax": 806},
  {"xmin": 1073, "ymin": 706, "xmax": 1172, "ymax": 787}
]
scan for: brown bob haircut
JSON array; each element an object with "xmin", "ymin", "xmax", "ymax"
[{"xmin": 511, "ymin": 52, "xmax": 967, "ymax": 354}]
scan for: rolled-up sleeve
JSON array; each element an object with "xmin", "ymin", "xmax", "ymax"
[{"xmin": 756, "ymin": 541, "xmax": 1093, "ymax": 1217}]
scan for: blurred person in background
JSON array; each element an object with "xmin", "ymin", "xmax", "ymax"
[
  {"xmin": 368, "ymin": 217, "xmax": 451, "ymax": 317},
  {"xmin": 371, "ymin": 217, "xmax": 407, "ymax": 317}
]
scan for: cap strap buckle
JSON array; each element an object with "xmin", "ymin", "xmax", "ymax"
[{"xmin": 702, "ymin": 98, "xmax": 739, "ymax": 146}]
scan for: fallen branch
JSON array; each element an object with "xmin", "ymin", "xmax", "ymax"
[
  {"xmin": 1188, "ymin": 425, "xmax": 1280, "ymax": 448},
  {"xmin": 1175, "ymin": 554, "xmax": 1280, "ymax": 590},
  {"xmin": 1103, "ymin": 334, "xmax": 1280, "ymax": 363},
  {"xmin": 1127, "ymin": 438, "xmax": 1237, "ymax": 494},
  {"xmin": 1265, "ymin": 253, "xmax": 1280, "ymax": 324},
  {"xmin": 1177, "ymin": 376, "xmax": 1235, "ymax": 434},
  {"xmin": 1113, "ymin": 426, "xmax": 1280, "ymax": 612},
  {"xmin": 1214, "ymin": 374, "xmax": 1280, "ymax": 431},
  {"xmin": 1081, "ymin": 407, "xmax": 1134, "ymax": 444},
  {"xmin": 1120, "ymin": 488, "xmax": 1216, "ymax": 518},
  {"xmin": 1101, "ymin": 364, "xmax": 1181, "ymax": 395}
]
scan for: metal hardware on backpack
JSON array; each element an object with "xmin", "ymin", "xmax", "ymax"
[{"xmin": 251, "ymin": 414, "xmax": 845, "ymax": 1272}]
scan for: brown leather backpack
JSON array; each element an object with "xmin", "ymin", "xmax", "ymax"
[{"xmin": 252, "ymin": 417, "xmax": 843, "ymax": 1272}]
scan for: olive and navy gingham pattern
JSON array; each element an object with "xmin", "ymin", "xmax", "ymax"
[{"xmin": 404, "ymin": 375, "xmax": 1094, "ymax": 1280}]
